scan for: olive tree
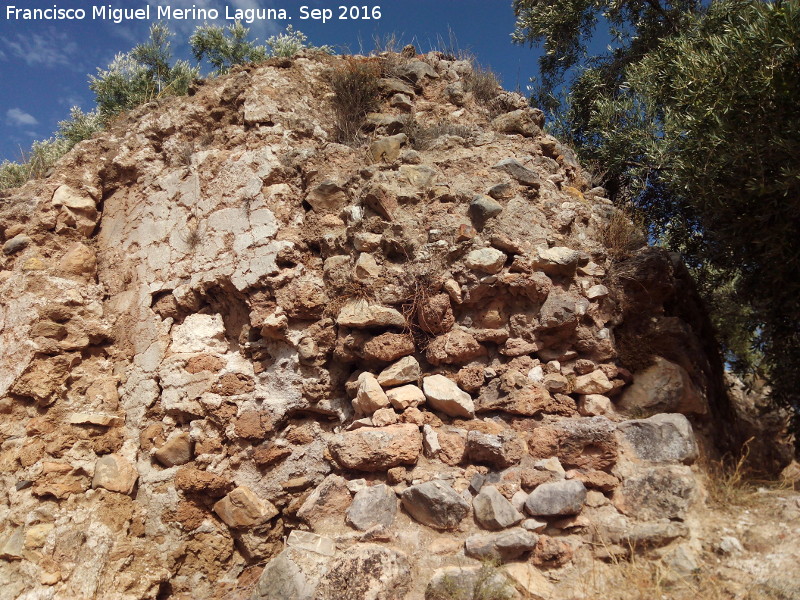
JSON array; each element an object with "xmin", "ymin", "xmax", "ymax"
[{"xmin": 514, "ymin": 0, "xmax": 800, "ymax": 438}]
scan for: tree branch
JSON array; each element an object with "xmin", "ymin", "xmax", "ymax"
[{"xmin": 642, "ymin": 0, "xmax": 678, "ymax": 29}]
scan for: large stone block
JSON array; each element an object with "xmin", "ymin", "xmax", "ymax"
[
  {"xmin": 618, "ymin": 357, "xmax": 707, "ymax": 415},
  {"xmin": 473, "ymin": 486, "xmax": 524, "ymax": 530},
  {"xmin": 346, "ymin": 484, "xmax": 397, "ymax": 531},
  {"xmin": 92, "ymin": 454, "xmax": 138, "ymax": 495},
  {"xmin": 465, "ymin": 528, "xmax": 539, "ymax": 562},
  {"xmin": 422, "ymin": 374, "xmax": 475, "ymax": 418},
  {"xmin": 614, "ymin": 465, "xmax": 696, "ymax": 521},
  {"xmin": 401, "ymin": 481, "xmax": 470, "ymax": 530},
  {"xmin": 213, "ymin": 486, "xmax": 278, "ymax": 528},
  {"xmin": 328, "ymin": 425, "xmax": 422, "ymax": 471},
  {"xmin": 524, "ymin": 479, "xmax": 587, "ymax": 517},
  {"xmin": 617, "ymin": 413, "xmax": 698, "ymax": 464}
]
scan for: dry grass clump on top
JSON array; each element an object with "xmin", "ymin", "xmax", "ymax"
[
  {"xmin": 401, "ymin": 116, "xmax": 474, "ymax": 151},
  {"xmin": 464, "ymin": 63, "xmax": 501, "ymax": 106},
  {"xmin": 600, "ymin": 206, "xmax": 647, "ymax": 260},
  {"xmin": 329, "ymin": 58, "xmax": 381, "ymax": 144},
  {"xmin": 371, "ymin": 33, "xmax": 407, "ymax": 78},
  {"xmin": 322, "ymin": 278, "xmax": 377, "ymax": 320}
]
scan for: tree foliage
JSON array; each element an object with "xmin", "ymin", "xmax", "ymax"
[
  {"xmin": 190, "ymin": 21, "xmax": 269, "ymax": 75},
  {"xmin": 265, "ymin": 24, "xmax": 333, "ymax": 58},
  {"xmin": 130, "ymin": 21, "xmax": 174, "ymax": 86},
  {"xmin": 90, "ymin": 22, "xmax": 198, "ymax": 120},
  {"xmin": 514, "ymin": 0, "xmax": 800, "ymax": 433},
  {"xmin": 0, "ymin": 137, "xmax": 69, "ymax": 190},
  {"xmin": 190, "ymin": 23, "xmax": 332, "ymax": 75},
  {"xmin": 57, "ymin": 106, "xmax": 103, "ymax": 148},
  {"xmin": 513, "ymin": 0, "xmax": 699, "ymax": 119},
  {"xmin": 0, "ymin": 107, "xmax": 102, "ymax": 191}
]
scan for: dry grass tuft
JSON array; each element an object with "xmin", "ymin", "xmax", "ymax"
[
  {"xmin": 181, "ymin": 216, "xmax": 203, "ymax": 252},
  {"xmin": 402, "ymin": 116, "xmax": 474, "ymax": 151},
  {"xmin": 574, "ymin": 547, "xmax": 794, "ymax": 600},
  {"xmin": 329, "ymin": 58, "xmax": 381, "ymax": 145},
  {"xmin": 174, "ymin": 141, "xmax": 195, "ymax": 167},
  {"xmin": 600, "ymin": 206, "xmax": 648, "ymax": 260},
  {"xmin": 371, "ymin": 33, "xmax": 408, "ymax": 78},
  {"xmin": 198, "ymin": 132, "xmax": 215, "ymax": 148},
  {"xmin": 323, "ymin": 278, "xmax": 377, "ymax": 319},
  {"xmin": 464, "ymin": 63, "xmax": 501, "ymax": 106},
  {"xmin": 427, "ymin": 560, "xmax": 515, "ymax": 600},
  {"xmin": 703, "ymin": 437, "xmax": 771, "ymax": 509},
  {"xmin": 395, "ymin": 252, "xmax": 450, "ymax": 351}
]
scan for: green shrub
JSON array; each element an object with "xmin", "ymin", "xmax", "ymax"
[
  {"xmin": 57, "ymin": 106, "xmax": 103, "ymax": 149},
  {"xmin": 89, "ymin": 52, "xmax": 154, "ymax": 118},
  {"xmin": 266, "ymin": 25, "xmax": 332, "ymax": 58},
  {"xmin": 190, "ymin": 23, "xmax": 331, "ymax": 76},
  {"xmin": 0, "ymin": 160, "xmax": 29, "ymax": 191},
  {"xmin": 190, "ymin": 21, "xmax": 268, "ymax": 75},
  {"xmin": 27, "ymin": 138, "xmax": 70, "ymax": 178},
  {"xmin": 0, "ymin": 137, "xmax": 71, "ymax": 191},
  {"xmin": 90, "ymin": 23, "xmax": 198, "ymax": 120}
]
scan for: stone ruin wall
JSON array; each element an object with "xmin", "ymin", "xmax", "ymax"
[{"xmin": 0, "ymin": 50, "xmax": 733, "ymax": 599}]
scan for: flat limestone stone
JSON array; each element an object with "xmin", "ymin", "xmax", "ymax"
[
  {"xmin": 337, "ymin": 299, "xmax": 406, "ymax": 329},
  {"xmin": 473, "ymin": 485, "xmax": 524, "ymax": 530},
  {"xmin": 377, "ymin": 356, "xmax": 421, "ymax": 387},
  {"xmin": 92, "ymin": 454, "xmax": 138, "ymax": 495},
  {"xmin": 422, "ymin": 375, "xmax": 475, "ymax": 418},
  {"xmin": 213, "ymin": 486, "xmax": 278, "ymax": 528},
  {"xmin": 286, "ymin": 530, "xmax": 336, "ymax": 557}
]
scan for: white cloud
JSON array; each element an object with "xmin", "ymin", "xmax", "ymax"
[
  {"xmin": 112, "ymin": 24, "xmax": 143, "ymax": 45},
  {"xmin": 145, "ymin": 0, "xmax": 225, "ymax": 36},
  {"xmin": 227, "ymin": 0, "xmax": 281, "ymax": 35},
  {"xmin": 3, "ymin": 30, "xmax": 79, "ymax": 67},
  {"xmin": 144, "ymin": 0, "xmax": 281, "ymax": 37},
  {"xmin": 6, "ymin": 108, "xmax": 39, "ymax": 127},
  {"xmin": 0, "ymin": 48, "xmax": 7, "ymax": 61},
  {"xmin": 59, "ymin": 95, "xmax": 86, "ymax": 109}
]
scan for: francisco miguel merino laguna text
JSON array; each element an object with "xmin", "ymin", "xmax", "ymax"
[{"xmin": 5, "ymin": 5, "xmax": 295, "ymax": 25}]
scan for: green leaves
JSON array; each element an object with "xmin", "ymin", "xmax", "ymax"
[
  {"xmin": 190, "ymin": 21, "xmax": 268, "ymax": 75},
  {"xmin": 265, "ymin": 25, "xmax": 333, "ymax": 58},
  {"xmin": 89, "ymin": 23, "xmax": 199, "ymax": 120},
  {"xmin": 57, "ymin": 107, "xmax": 103, "ymax": 149},
  {"xmin": 0, "ymin": 106, "xmax": 102, "ymax": 192},
  {"xmin": 514, "ymin": 0, "xmax": 695, "ymax": 118},
  {"xmin": 190, "ymin": 23, "xmax": 331, "ymax": 75},
  {"xmin": 515, "ymin": 0, "xmax": 800, "ymax": 431}
]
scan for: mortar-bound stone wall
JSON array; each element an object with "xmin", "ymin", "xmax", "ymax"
[{"xmin": 0, "ymin": 48, "xmax": 738, "ymax": 599}]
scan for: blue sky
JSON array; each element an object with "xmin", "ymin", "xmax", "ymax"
[{"xmin": 0, "ymin": 0, "xmax": 545, "ymax": 163}]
